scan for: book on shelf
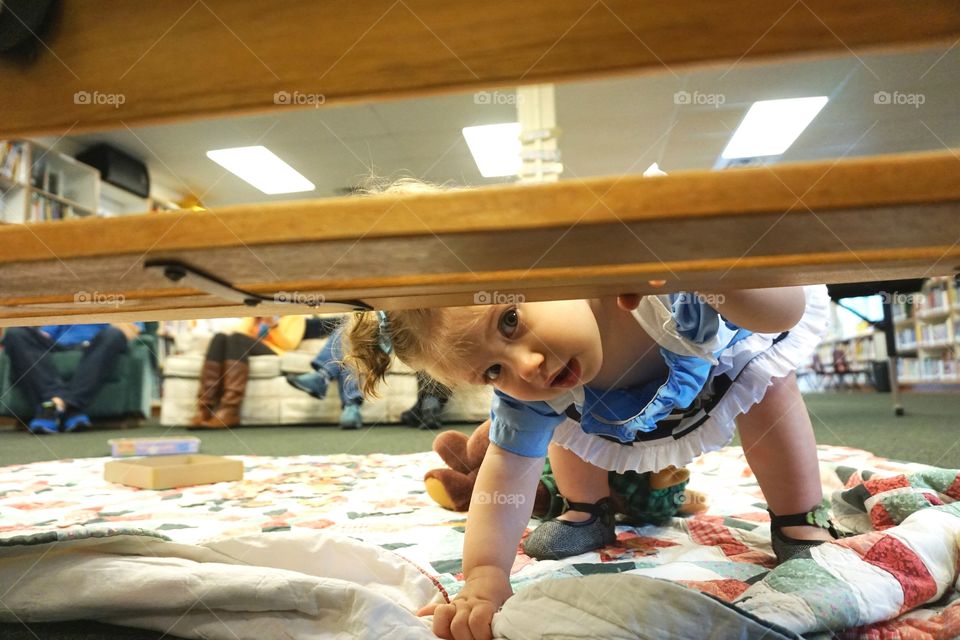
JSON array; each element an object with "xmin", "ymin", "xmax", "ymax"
[
  {"xmin": 29, "ymin": 156, "xmax": 46, "ymax": 188},
  {"xmin": 0, "ymin": 141, "xmax": 25, "ymax": 182},
  {"xmin": 46, "ymin": 171, "xmax": 60, "ymax": 196},
  {"xmin": 29, "ymin": 192, "xmax": 72, "ymax": 222}
]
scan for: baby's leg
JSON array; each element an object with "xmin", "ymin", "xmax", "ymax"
[
  {"xmin": 736, "ymin": 371, "xmax": 833, "ymax": 542},
  {"xmin": 548, "ymin": 442, "xmax": 610, "ymax": 522},
  {"xmin": 522, "ymin": 442, "xmax": 615, "ymax": 559}
]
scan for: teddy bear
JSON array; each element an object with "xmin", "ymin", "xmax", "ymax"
[{"xmin": 424, "ymin": 420, "xmax": 707, "ymax": 522}]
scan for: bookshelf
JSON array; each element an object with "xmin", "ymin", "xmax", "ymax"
[
  {"xmin": 0, "ymin": 140, "xmax": 99, "ymax": 223},
  {"xmin": 895, "ymin": 276, "xmax": 959, "ymax": 385},
  {"xmin": 98, "ymin": 181, "xmax": 179, "ymax": 216},
  {"xmin": 815, "ymin": 327, "xmax": 885, "ymax": 389}
]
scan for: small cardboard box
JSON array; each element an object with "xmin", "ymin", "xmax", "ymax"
[
  {"xmin": 104, "ymin": 454, "xmax": 243, "ymax": 490},
  {"xmin": 108, "ymin": 436, "xmax": 200, "ymax": 458}
]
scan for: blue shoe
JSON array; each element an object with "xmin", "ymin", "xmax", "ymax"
[
  {"xmin": 28, "ymin": 402, "xmax": 61, "ymax": 435},
  {"xmin": 62, "ymin": 411, "xmax": 92, "ymax": 432},
  {"xmin": 285, "ymin": 371, "xmax": 329, "ymax": 399},
  {"xmin": 339, "ymin": 403, "xmax": 363, "ymax": 430}
]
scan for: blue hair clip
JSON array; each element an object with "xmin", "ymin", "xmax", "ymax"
[{"xmin": 376, "ymin": 310, "xmax": 393, "ymax": 355}]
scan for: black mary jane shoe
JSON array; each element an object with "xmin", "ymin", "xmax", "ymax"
[
  {"xmin": 522, "ymin": 497, "xmax": 617, "ymax": 560},
  {"xmin": 769, "ymin": 502, "xmax": 842, "ymax": 563}
]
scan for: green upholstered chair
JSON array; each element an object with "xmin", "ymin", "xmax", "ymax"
[{"xmin": 0, "ymin": 323, "xmax": 159, "ymax": 426}]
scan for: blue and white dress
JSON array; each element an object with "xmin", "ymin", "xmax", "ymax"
[{"xmin": 488, "ymin": 285, "xmax": 831, "ymax": 473}]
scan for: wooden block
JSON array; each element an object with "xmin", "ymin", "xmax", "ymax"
[{"xmin": 104, "ymin": 454, "xmax": 243, "ymax": 490}]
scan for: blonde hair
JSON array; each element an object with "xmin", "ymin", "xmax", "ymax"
[{"xmin": 344, "ymin": 177, "xmax": 482, "ymax": 397}]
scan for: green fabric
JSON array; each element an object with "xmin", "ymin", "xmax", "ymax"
[
  {"xmin": 764, "ymin": 558, "xmax": 860, "ymax": 629},
  {"xmin": 610, "ymin": 469, "xmax": 688, "ymax": 524},
  {"xmin": 906, "ymin": 468, "xmax": 959, "ymax": 492},
  {"xmin": 534, "ymin": 462, "xmax": 688, "ymax": 524}
]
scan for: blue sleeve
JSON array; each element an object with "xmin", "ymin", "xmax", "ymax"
[
  {"xmin": 670, "ymin": 292, "xmax": 721, "ymax": 343},
  {"xmin": 134, "ymin": 322, "xmax": 145, "ymax": 332},
  {"xmin": 42, "ymin": 325, "xmax": 66, "ymax": 340},
  {"xmin": 488, "ymin": 389, "xmax": 564, "ymax": 458}
]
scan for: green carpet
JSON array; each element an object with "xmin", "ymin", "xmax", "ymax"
[{"xmin": 0, "ymin": 393, "xmax": 958, "ymax": 468}]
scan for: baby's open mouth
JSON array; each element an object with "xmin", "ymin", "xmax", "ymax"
[{"xmin": 550, "ymin": 358, "xmax": 581, "ymax": 388}]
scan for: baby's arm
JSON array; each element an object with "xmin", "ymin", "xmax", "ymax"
[
  {"xmin": 700, "ymin": 286, "xmax": 805, "ymax": 333},
  {"xmin": 419, "ymin": 442, "xmax": 544, "ymax": 640}
]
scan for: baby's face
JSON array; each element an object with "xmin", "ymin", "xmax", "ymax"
[{"xmin": 453, "ymin": 299, "xmax": 603, "ymax": 402}]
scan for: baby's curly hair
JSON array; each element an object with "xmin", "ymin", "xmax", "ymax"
[
  {"xmin": 346, "ymin": 305, "xmax": 484, "ymax": 398},
  {"xmin": 343, "ymin": 177, "xmax": 483, "ymax": 398}
]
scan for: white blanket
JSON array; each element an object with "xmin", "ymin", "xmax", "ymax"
[{"xmin": 0, "ymin": 529, "xmax": 440, "ymax": 639}]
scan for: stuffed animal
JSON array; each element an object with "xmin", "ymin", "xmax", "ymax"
[{"xmin": 424, "ymin": 421, "xmax": 708, "ymax": 521}]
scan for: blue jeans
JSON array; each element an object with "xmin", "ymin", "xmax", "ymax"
[{"xmin": 311, "ymin": 326, "xmax": 362, "ymax": 407}]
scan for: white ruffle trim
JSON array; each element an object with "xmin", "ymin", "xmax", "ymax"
[{"xmin": 552, "ymin": 285, "xmax": 831, "ymax": 474}]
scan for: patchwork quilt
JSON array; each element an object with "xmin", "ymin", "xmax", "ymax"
[{"xmin": 0, "ymin": 445, "xmax": 958, "ymax": 639}]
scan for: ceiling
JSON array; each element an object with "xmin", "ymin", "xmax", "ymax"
[{"xmin": 43, "ymin": 45, "xmax": 959, "ymax": 207}]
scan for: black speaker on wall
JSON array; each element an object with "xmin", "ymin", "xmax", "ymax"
[
  {"xmin": 77, "ymin": 144, "xmax": 150, "ymax": 198},
  {"xmin": 0, "ymin": 0, "xmax": 57, "ymax": 57}
]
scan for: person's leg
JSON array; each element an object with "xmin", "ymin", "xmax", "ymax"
[
  {"xmin": 522, "ymin": 442, "xmax": 615, "ymax": 560},
  {"xmin": 2, "ymin": 327, "xmax": 65, "ymax": 409},
  {"xmin": 58, "ymin": 327, "xmax": 129, "ymax": 431},
  {"xmin": 736, "ymin": 372, "xmax": 835, "ymax": 552},
  {"xmin": 320, "ymin": 328, "xmax": 365, "ymax": 429},
  {"xmin": 322, "ymin": 328, "xmax": 361, "ymax": 406},
  {"xmin": 547, "ymin": 442, "xmax": 611, "ymax": 522},
  {"xmin": 402, "ymin": 372, "xmax": 449, "ymax": 429},
  {"xmin": 60, "ymin": 327, "xmax": 128, "ymax": 413},
  {"xmin": 420, "ymin": 377, "xmax": 451, "ymax": 429},
  {"xmin": 431, "ymin": 379, "xmax": 453, "ymax": 410},
  {"xmin": 201, "ymin": 333, "xmax": 273, "ymax": 428},
  {"xmin": 193, "ymin": 333, "xmax": 227, "ymax": 426},
  {"xmin": 314, "ymin": 326, "xmax": 345, "ymax": 380},
  {"xmin": 2, "ymin": 328, "xmax": 66, "ymax": 433},
  {"xmin": 401, "ymin": 372, "xmax": 429, "ymax": 427},
  {"xmin": 287, "ymin": 329, "xmax": 339, "ymax": 399}
]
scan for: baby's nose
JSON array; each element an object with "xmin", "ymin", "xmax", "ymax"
[{"xmin": 516, "ymin": 350, "xmax": 545, "ymax": 382}]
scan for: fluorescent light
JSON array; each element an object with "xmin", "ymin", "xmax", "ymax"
[
  {"xmin": 462, "ymin": 123, "xmax": 522, "ymax": 178},
  {"xmin": 206, "ymin": 146, "xmax": 315, "ymax": 194},
  {"xmin": 721, "ymin": 97, "xmax": 828, "ymax": 159}
]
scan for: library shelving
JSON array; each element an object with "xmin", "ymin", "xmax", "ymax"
[
  {"xmin": 99, "ymin": 181, "xmax": 179, "ymax": 216},
  {"xmin": 895, "ymin": 276, "xmax": 959, "ymax": 385},
  {"xmin": 814, "ymin": 328, "xmax": 886, "ymax": 389},
  {"xmin": 0, "ymin": 140, "xmax": 99, "ymax": 223}
]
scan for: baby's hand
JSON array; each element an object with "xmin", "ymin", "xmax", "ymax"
[{"xmin": 418, "ymin": 565, "xmax": 512, "ymax": 640}]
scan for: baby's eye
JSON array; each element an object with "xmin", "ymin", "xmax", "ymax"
[
  {"xmin": 498, "ymin": 307, "xmax": 520, "ymax": 337},
  {"xmin": 483, "ymin": 364, "xmax": 502, "ymax": 382}
]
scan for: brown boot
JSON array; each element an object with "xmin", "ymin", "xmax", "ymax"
[
  {"xmin": 190, "ymin": 359, "xmax": 223, "ymax": 427},
  {"xmin": 201, "ymin": 359, "xmax": 248, "ymax": 428}
]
